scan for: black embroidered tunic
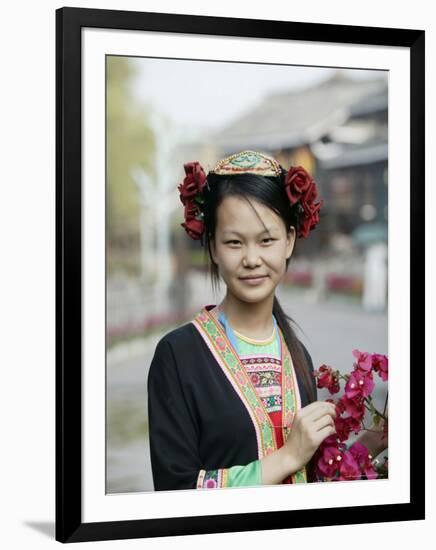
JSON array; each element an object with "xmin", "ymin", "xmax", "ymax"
[{"xmin": 147, "ymin": 305, "xmax": 317, "ymax": 491}]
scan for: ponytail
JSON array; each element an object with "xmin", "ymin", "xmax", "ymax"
[
  {"xmin": 272, "ymin": 295, "xmax": 317, "ymax": 404},
  {"xmin": 272, "ymin": 295, "xmax": 319, "ymax": 484}
]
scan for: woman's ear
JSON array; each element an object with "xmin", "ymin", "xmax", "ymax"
[{"xmin": 286, "ymin": 227, "xmax": 296, "ymax": 259}]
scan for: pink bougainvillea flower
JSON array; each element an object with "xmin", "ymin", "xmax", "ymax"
[
  {"xmin": 338, "ymin": 449, "xmax": 361, "ymax": 481},
  {"xmin": 325, "ymin": 398, "xmax": 342, "ymax": 418},
  {"xmin": 316, "ymin": 444, "xmax": 343, "ymax": 479},
  {"xmin": 333, "ymin": 415, "xmax": 353, "ymax": 442},
  {"xmin": 352, "ymin": 349, "xmax": 373, "ymax": 374},
  {"xmin": 348, "ymin": 441, "xmax": 370, "ymax": 463},
  {"xmin": 335, "ymin": 398, "xmax": 347, "ymax": 415},
  {"xmin": 348, "ymin": 441, "xmax": 378, "ymax": 480},
  {"xmin": 347, "ymin": 415, "xmax": 363, "ymax": 435},
  {"xmin": 322, "ymin": 434, "xmax": 340, "ymax": 447},
  {"xmin": 362, "ymin": 462, "xmax": 378, "ymax": 480},
  {"xmin": 339, "ymin": 394, "xmax": 366, "ymax": 420},
  {"xmin": 312, "ymin": 349, "xmax": 388, "ymax": 483},
  {"xmin": 345, "ymin": 370, "xmax": 375, "ymax": 399},
  {"xmin": 313, "ymin": 364, "xmax": 340, "ymax": 394},
  {"xmin": 372, "ymin": 353, "xmax": 388, "ymax": 381}
]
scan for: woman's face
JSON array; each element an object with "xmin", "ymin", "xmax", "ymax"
[{"xmin": 210, "ymin": 195, "xmax": 295, "ymax": 305}]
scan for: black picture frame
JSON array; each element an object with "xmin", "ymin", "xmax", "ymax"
[{"xmin": 56, "ymin": 6, "xmax": 425, "ymax": 543}]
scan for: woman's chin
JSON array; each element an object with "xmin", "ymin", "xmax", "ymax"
[{"xmin": 230, "ymin": 283, "xmax": 276, "ymax": 303}]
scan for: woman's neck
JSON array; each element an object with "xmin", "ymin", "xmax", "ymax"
[{"xmin": 218, "ymin": 293, "xmax": 275, "ymax": 340}]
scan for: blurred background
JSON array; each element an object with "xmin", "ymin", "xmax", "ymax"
[{"xmin": 106, "ymin": 56, "xmax": 388, "ymax": 493}]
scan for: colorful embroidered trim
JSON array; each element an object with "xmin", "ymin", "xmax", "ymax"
[
  {"xmin": 192, "ymin": 310, "xmax": 268, "ymax": 458},
  {"xmin": 279, "ymin": 331, "xmax": 307, "ymax": 483},
  {"xmin": 210, "ymin": 150, "xmax": 282, "ymax": 178},
  {"xmin": 197, "ymin": 468, "xmax": 229, "ymax": 489},
  {"xmin": 192, "ymin": 306, "xmax": 307, "ymax": 484},
  {"xmin": 196, "ymin": 460, "xmax": 262, "ymax": 489},
  {"xmin": 192, "ymin": 308, "xmax": 276, "ymax": 457}
]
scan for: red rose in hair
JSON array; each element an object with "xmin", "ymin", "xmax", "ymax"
[
  {"xmin": 284, "ymin": 166, "xmax": 314, "ymax": 205},
  {"xmin": 184, "ymin": 199, "xmax": 200, "ymax": 221},
  {"xmin": 298, "ymin": 200, "xmax": 323, "ymax": 238},
  {"xmin": 178, "ymin": 161, "xmax": 207, "ymax": 205},
  {"xmin": 284, "ymin": 166, "xmax": 323, "ymax": 238},
  {"xmin": 181, "ymin": 218, "xmax": 204, "ymax": 240},
  {"xmin": 300, "ymin": 180, "xmax": 319, "ymax": 211}
]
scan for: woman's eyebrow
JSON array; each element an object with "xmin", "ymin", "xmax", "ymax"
[{"xmin": 222, "ymin": 227, "xmax": 278, "ymax": 237}]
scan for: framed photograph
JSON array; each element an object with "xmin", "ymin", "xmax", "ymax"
[{"xmin": 56, "ymin": 6, "xmax": 425, "ymax": 543}]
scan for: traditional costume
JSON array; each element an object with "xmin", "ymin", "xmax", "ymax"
[
  {"xmin": 148, "ymin": 304, "xmax": 318, "ymax": 490},
  {"xmin": 148, "ymin": 150, "xmax": 323, "ymax": 491}
]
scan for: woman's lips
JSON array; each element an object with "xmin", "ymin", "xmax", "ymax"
[{"xmin": 239, "ymin": 275, "xmax": 267, "ymax": 285}]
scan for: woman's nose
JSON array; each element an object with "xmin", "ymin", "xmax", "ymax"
[{"xmin": 243, "ymin": 245, "xmax": 262, "ymax": 267}]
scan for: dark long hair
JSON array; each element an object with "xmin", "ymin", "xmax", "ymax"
[{"xmin": 201, "ymin": 170, "xmax": 317, "ymax": 407}]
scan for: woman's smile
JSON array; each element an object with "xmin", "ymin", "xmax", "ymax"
[{"xmin": 239, "ymin": 275, "xmax": 268, "ymax": 285}]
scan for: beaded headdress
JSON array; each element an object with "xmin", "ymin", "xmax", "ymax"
[{"xmin": 177, "ymin": 150, "xmax": 323, "ymax": 242}]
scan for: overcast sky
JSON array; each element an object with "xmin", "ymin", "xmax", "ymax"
[{"xmin": 132, "ymin": 57, "xmax": 387, "ymax": 133}]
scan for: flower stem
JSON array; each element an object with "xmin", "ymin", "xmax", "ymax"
[{"xmin": 382, "ymin": 394, "xmax": 388, "ymax": 417}]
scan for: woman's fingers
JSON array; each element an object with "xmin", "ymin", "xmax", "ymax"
[
  {"xmin": 302, "ymin": 401, "xmax": 337, "ymax": 423},
  {"xmin": 317, "ymin": 423, "xmax": 337, "ymax": 441},
  {"xmin": 313, "ymin": 414, "xmax": 336, "ymax": 433}
]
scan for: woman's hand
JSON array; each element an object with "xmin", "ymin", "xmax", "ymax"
[
  {"xmin": 282, "ymin": 401, "xmax": 337, "ymax": 474},
  {"xmin": 370, "ymin": 414, "xmax": 388, "ymax": 455}
]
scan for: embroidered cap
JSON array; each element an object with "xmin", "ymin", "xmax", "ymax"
[{"xmin": 210, "ymin": 150, "xmax": 282, "ymax": 178}]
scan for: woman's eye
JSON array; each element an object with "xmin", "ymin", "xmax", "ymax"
[{"xmin": 225, "ymin": 239, "xmax": 274, "ymax": 245}]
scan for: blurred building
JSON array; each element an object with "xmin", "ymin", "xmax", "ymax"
[{"xmin": 206, "ymin": 71, "xmax": 388, "ymax": 258}]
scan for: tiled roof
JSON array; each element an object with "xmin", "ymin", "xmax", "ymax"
[{"xmin": 213, "ymin": 71, "xmax": 388, "ymax": 152}]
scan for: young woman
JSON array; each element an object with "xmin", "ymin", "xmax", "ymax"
[{"xmin": 147, "ymin": 150, "xmax": 381, "ymax": 491}]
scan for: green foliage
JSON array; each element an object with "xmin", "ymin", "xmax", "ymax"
[{"xmin": 106, "ymin": 57, "xmax": 155, "ymax": 255}]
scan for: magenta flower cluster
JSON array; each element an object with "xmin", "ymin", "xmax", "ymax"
[{"xmin": 312, "ymin": 349, "xmax": 388, "ymax": 482}]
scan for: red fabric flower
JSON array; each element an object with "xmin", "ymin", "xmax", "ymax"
[
  {"xmin": 178, "ymin": 161, "xmax": 207, "ymax": 240},
  {"xmin": 181, "ymin": 218, "xmax": 204, "ymax": 240},
  {"xmin": 284, "ymin": 166, "xmax": 314, "ymax": 205},
  {"xmin": 182, "ymin": 199, "xmax": 198, "ymax": 221},
  {"xmin": 284, "ymin": 166, "xmax": 323, "ymax": 238},
  {"xmin": 298, "ymin": 200, "xmax": 323, "ymax": 239},
  {"xmin": 178, "ymin": 162, "xmax": 207, "ymax": 205}
]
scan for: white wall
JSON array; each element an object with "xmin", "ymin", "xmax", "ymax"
[{"xmin": 1, "ymin": 0, "xmax": 433, "ymax": 548}]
